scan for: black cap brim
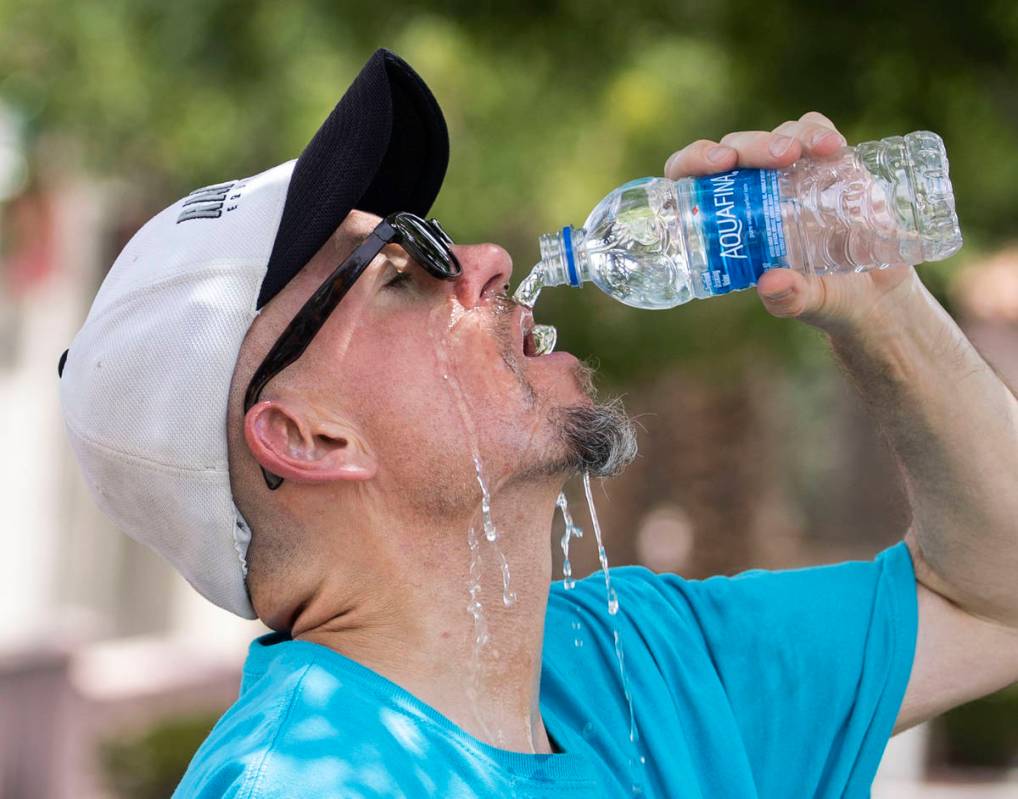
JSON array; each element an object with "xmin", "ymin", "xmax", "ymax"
[{"xmin": 257, "ymin": 48, "xmax": 449, "ymax": 309}]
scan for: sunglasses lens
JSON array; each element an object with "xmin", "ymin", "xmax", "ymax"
[
  {"xmin": 428, "ymin": 218, "xmax": 454, "ymax": 247},
  {"xmin": 396, "ymin": 214, "xmax": 461, "ymax": 278}
]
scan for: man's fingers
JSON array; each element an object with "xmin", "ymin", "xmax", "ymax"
[
  {"xmin": 772, "ymin": 119, "xmax": 802, "ymax": 137},
  {"xmin": 772, "ymin": 113, "xmax": 846, "ymax": 159},
  {"xmin": 797, "ymin": 122, "xmax": 845, "ymax": 158},
  {"xmin": 756, "ymin": 268, "xmax": 827, "ymax": 320},
  {"xmin": 716, "ymin": 130, "xmax": 803, "ymax": 169},
  {"xmin": 665, "ymin": 112, "xmax": 846, "ymax": 179},
  {"xmin": 799, "ymin": 110, "xmax": 837, "ymax": 129},
  {"xmin": 664, "ymin": 139, "xmax": 738, "ymax": 179},
  {"xmin": 774, "ymin": 119, "xmax": 843, "ymax": 161}
]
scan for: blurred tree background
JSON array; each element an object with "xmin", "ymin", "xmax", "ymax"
[
  {"xmin": 2, "ymin": 0, "xmax": 1017, "ymax": 788},
  {"xmin": 4, "ymin": 0, "xmax": 1016, "ymax": 381}
]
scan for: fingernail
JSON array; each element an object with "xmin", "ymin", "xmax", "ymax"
[
  {"xmin": 769, "ymin": 135, "xmax": 793, "ymax": 157},
  {"xmin": 664, "ymin": 152, "xmax": 680, "ymax": 175},
  {"xmin": 811, "ymin": 130, "xmax": 845, "ymax": 148},
  {"xmin": 707, "ymin": 145, "xmax": 731, "ymax": 164}
]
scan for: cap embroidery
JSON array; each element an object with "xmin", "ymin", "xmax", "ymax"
[{"xmin": 177, "ymin": 180, "xmax": 245, "ymax": 223}]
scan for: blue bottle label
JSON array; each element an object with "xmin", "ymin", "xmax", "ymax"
[{"xmin": 692, "ymin": 169, "xmax": 787, "ymax": 295}]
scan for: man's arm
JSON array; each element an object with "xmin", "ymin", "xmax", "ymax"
[
  {"xmin": 665, "ymin": 112, "xmax": 1018, "ymax": 733},
  {"xmin": 825, "ymin": 277, "xmax": 1018, "ymax": 627},
  {"xmin": 824, "ymin": 277, "xmax": 1018, "ymax": 732}
]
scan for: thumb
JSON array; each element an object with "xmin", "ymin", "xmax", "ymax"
[{"xmin": 756, "ymin": 268, "xmax": 828, "ymax": 322}]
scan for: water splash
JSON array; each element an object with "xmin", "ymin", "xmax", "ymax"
[
  {"xmin": 583, "ymin": 473, "xmax": 619, "ymax": 616},
  {"xmin": 571, "ymin": 619, "xmax": 584, "ymax": 648},
  {"xmin": 556, "ymin": 492, "xmax": 584, "ymax": 590},
  {"xmin": 513, "ymin": 265, "xmax": 557, "ymax": 355},
  {"xmin": 473, "ymin": 455, "xmax": 517, "ymax": 607},
  {"xmin": 530, "ymin": 323, "xmax": 557, "ymax": 355},
  {"xmin": 431, "ymin": 302, "xmax": 518, "ymax": 611},
  {"xmin": 583, "ymin": 471, "xmax": 646, "ymax": 795},
  {"xmin": 464, "ymin": 524, "xmax": 500, "ymax": 745},
  {"xmin": 497, "ymin": 550, "xmax": 518, "ymax": 608},
  {"xmin": 427, "ymin": 301, "xmax": 522, "ymax": 745},
  {"xmin": 466, "ymin": 526, "xmax": 489, "ymax": 649},
  {"xmin": 473, "ymin": 455, "xmax": 499, "ymax": 543}
]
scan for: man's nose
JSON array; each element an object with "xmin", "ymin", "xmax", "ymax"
[{"xmin": 450, "ymin": 243, "xmax": 514, "ymax": 309}]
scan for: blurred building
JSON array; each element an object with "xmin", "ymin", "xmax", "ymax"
[{"xmin": 0, "ymin": 162, "xmax": 263, "ymax": 798}]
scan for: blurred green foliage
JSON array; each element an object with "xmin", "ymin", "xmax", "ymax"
[
  {"xmin": 1, "ymin": 0, "xmax": 1014, "ymax": 382},
  {"xmin": 100, "ymin": 712, "xmax": 219, "ymax": 799},
  {"xmin": 938, "ymin": 684, "xmax": 1018, "ymax": 768}
]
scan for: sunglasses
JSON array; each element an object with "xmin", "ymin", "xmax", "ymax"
[{"xmin": 244, "ymin": 212, "xmax": 462, "ymax": 489}]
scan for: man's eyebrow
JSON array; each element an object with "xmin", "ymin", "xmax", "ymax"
[
  {"xmin": 335, "ymin": 230, "xmax": 403, "ymax": 291},
  {"xmin": 340, "ymin": 230, "xmax": 372, "ymax": 256}
]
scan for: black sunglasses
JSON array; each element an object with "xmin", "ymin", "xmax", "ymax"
[{"xmin": 244, "ymin": 212, "xmax": 461, "ymax": 489}]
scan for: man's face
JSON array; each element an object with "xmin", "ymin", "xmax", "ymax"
[{"xmin": 283, "ymin": 210, "xmax": 619, "ymax": 516}]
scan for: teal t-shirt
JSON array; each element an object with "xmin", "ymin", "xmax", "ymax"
[{"xmin": 174, "ymin": 542, "xmax": 917, "ymax": 798}]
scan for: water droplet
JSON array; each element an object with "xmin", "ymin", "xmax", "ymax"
[
  {"xmin": 556, "ymin": 492, "xmax": 584, "ymax": 590},
  {"xmin": 499, "ymin": 550, "xmax": 517, "ymax": 607},
  {"xmin": 584, "ymin": 471, "xmax": 639, "ymax": 749},
  {"xmin": 474, "ymin": 456, "xmax": 500, "ymax": 543},
  {"xmin": 608, "ymin": 588, "xmax": 619, "ymax": 616},
  {"xmin": 530, "ymin": 323, "xmax": 557, "ymax": 355},
  {"xmin": 465, "ymin": 526, "xmax": 489, "ymax": 649}
]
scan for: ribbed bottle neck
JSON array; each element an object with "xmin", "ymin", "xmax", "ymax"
[{"xmin": 538, "ymin": 226, "xmax": 589, "ymax": 287}]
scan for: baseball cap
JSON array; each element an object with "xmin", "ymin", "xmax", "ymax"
[{"xmin": 57, "ymin": 49, "xmax": 449, "ymax": 619}]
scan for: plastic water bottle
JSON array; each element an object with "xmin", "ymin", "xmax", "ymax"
[{"xmin": 514, "ymin": 131, "xmax": 962, "ymax": 310}]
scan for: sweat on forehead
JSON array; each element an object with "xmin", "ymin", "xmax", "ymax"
[{"xmin": 308, "ymin": 210, "xmax": 383, "ymax": 280}]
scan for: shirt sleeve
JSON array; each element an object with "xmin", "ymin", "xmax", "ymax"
[{"xmin": 626, "ymin": 541, "xmax": 918, "ymax": 797}]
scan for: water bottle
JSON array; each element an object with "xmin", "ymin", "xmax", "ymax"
[{"xmin": 514, "ymin": 131, "xmax": 962, "ymax": 310}]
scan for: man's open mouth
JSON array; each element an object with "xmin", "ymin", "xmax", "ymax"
[
  {"xmin": 523, "ymin": 318, "xmax": 538, "ymax": 357},
  {"xmin": 515, "ymin": 305, "xmax": 556, "ymax": 357},
  {"xmin": 517, "ymin": 306, "xmax": 538, "ymax": 357}
]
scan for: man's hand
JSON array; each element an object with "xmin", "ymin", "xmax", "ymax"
[
  {"xmin": 667, "ymin": 113, "xmax": 1018, "ymax": 734},
  {"xmin": 663, "ymin": 111, "xmax": 921, "ymax": 337}
]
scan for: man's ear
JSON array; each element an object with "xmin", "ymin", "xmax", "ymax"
[{"xmin": 243, "ymin": 400, "xmax": 377, "ymax": 484}]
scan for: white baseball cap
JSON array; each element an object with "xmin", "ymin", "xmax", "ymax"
[{"xmin": 58, "ymin": 49, "xmax": 449, "ymax": 618}]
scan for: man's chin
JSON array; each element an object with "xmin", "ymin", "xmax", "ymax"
[
  {"xmin": 551, "ymin": 397, "xmax": 639, "ymax": 479},
  {"xmin": 509, "ymin": 356, "xmax": 637, "ymax": 482},
  {"xmin": 569, "ymin": 357, "xmax": 599, "ymax": 402}
]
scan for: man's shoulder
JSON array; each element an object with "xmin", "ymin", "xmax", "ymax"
[
  {"xmin": 172, "ymin": 653, "xmax": 319, "ymax": 798},
  {"xmin": 174, "ymin": 639, "xmax": 438, "ymax": 798},
  {"xmin": 547, "ymin": 565, "xmax": 699, "ymax": 624}
]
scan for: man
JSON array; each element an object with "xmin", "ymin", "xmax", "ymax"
[{"xmin": 59, "ymin": 49, "xmax": 1018, "ymax": 798}]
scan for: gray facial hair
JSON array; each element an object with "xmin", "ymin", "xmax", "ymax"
[{"xmin": 491, "ymin": 295, "xmax": 639, "ymax": 480}]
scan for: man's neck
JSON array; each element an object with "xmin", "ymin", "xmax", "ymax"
[{"xmin": 293, "ymin": 478, "xmax": 564, "ymax": 754}]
